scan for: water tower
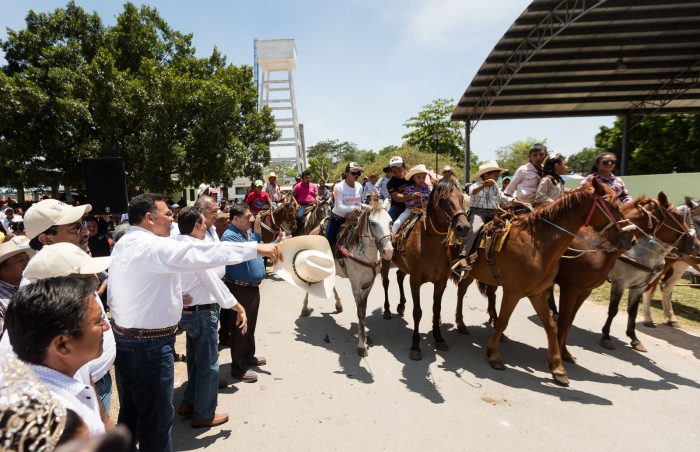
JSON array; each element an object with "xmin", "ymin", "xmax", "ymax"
[{"xmin": 255, "ymin": 39, "xmax": 306, "ymax": 172}]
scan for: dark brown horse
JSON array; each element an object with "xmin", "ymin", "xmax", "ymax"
[
  {"xmin": 260, "ymin": 194, "xmax": 297, "ymax": 243},
  {"xmin": 454, "ymin": 179, "xmax": 634, "ymax": 385},
  {"xmin": 381, "ymin": 179, "xmax": 470, "ymax": 361}
]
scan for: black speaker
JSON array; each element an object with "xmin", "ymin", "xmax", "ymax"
[{"xmin": 83, "ymin": 158, "xmax": 128, "ymax": 214}]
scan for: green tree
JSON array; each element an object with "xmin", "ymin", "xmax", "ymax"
[
  {"xmin": 402, "ymin": 98, "xmax": 464, "ymax": 160},
  {"xmin": 567, "ymin": 146, "xmax": 598, "ymax": 174},
  {"xmin": 595, "ymin": 114, "xmax": 700, "ymax": 175},
  {"xmin": 495, "ymin": 138, "xmax": 546, "ymax": 176},
  {"xmin": 306, "ymin": 139, "xmax": 374, "ymax": 181}
]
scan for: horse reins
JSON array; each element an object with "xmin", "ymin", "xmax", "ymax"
[
  {"xmin": 635, "ymin": 200, "xmax": 691, "ymax": 251},
  {"xmin": 337, "ymin": 208, "xmax": 391, "ymax": 290}
]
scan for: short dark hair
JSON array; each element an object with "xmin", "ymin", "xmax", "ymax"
[
  {"xmin": 177, "ymin": 206, "xmax": 202, "ymax": 235},
  {"xmin": 229, "ymin": 203, "xmax": 250, "ymax": 220},
  {"xmin": 128, "ymin": 193, "xmax": 163, "ymax": 225},
  {"xmin": 6, "ymin": 276, "xmax": 97, "ymax": 364},
  {"xmin": 29, "ymin": 225, "xmax": 59, "ymax": 251},
  {"xmin": 301, "ymin": 170, "xmax": 311, "ymax": 177},
  {"xmin": 529, "ymin": 143, "xmax": 547, "ymax": 155}
]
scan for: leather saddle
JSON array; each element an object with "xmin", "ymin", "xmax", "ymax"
[{"xmin": 392, "ymin": 208, "xmax": 423, "ymax": 255}]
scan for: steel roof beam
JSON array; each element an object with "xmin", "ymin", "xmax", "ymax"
[
  {"xmin": 452, "ymin": 107, "xmax": 700, "ymax": 121},
  {"xmin": 459, "ymin": 92, "xmax": 700, "ymax": 107},
  {"xmin": 494, "ymin": 33, "xmax": 700, "ymax": 52},
  {"xmin": 460, "ymin": 83, "xmax": 700, "ymax": 100},
  {"xmin": 504, "ymin": 20, "xmax": 700, "ymax": 39},
  {"xmin": 486, "ymin": 47, "xmax": 699, "ymax": 64},
  {"xmin": 468, "ymin": 70, "xmax": 700, "ymax": 86},
  {"xmin": 477, "ymin": 59, "xmax": 698, "ymax": 76},
  {"xmin": 515, "ymin": 6, "xmax": 700, "ymax": 26}
]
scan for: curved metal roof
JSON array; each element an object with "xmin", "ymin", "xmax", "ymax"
[{"xmin": 451, "ymin": 0, "xmax": 700, "ymax": 129}]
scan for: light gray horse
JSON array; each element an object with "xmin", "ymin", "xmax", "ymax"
[
  {"xmin": 601, "ymin": 196, "xmax": 696, "ymax": 352},
  {"xmin": 304, "ymin": 201, "xmax": 393, "ymax": 356}
]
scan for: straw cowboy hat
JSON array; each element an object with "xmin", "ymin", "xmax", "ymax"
[
  {"xmin": 267, "ymin": 171, "xmax": 277, "ymax": 180},
  {"xmin": 0, "ymin": 236, "xmax": 34, "ymax": 264},
  {"xmin": 473, "ymin": 160, "xmax": 507, "ymax": 181},
  {"xmin": 404, "ymin": 164, "xmax": 429, "ymax": 181},
  {"xmin": 274, "ymin": 236, "xmax": 335, "ymax": 299}
]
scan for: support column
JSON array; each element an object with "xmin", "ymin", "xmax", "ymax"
[
  {"xmin": 464, "ymin": 120, "xmax": 471, "ymax": 184},
  {"xmin": 620, "ymin": 114, "xmax": 630, "ymax": 176}
]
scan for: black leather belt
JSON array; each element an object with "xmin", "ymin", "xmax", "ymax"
[
  {"xmin": 111, "ymin": 321, "xmax": 178, "ymax": 339},
  {"xmin": 183, "ymin": 303, "xmax": 218, "ymax": 313},
  {"xmin": 223, "ymin": 278, "xmax": 260, "ymax": 288}
]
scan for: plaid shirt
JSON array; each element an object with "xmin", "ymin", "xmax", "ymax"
[
  {"xmin": 580, "ymin": 173, "xmax": 631, "ymax": 204},
  {"xmin": 468, "ymin": 181, "xmax": 513, "ymax": 210},
  {"xmin": 0, "ymin": 279, "xmax": 18, "ymax": 338},
  {"xmin": 404, "ymin": 183, "xmax": 431, "ymax": 209}
]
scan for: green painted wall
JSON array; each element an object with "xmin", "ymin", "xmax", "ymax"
[{"xmin": 565, "ymin": 172, "xmax": 700, "ymax": 204}]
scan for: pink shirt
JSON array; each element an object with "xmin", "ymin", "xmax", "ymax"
[{"xmin": 293, "ymin": 182, "xmax": 318, "ymax": 204}]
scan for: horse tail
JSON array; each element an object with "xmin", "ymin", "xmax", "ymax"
[{"xmin": 477, "ymin": 281, "xmax": 492, "ymax": 298}]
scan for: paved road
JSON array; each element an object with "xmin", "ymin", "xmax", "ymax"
[{"xmin": 172, "ymin": 270, "xmax": 700, "ymax": 452}]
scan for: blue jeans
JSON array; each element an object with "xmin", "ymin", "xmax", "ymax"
[
  {"xmin": 325, "ymin": 215, "xmax": 345, "ymax": 250},
  {"xmin": 179, "ymin": 307, "xmax": 220, "ymax": 420},
  {"xmin": 94, "ymin": 371, "xmax": 112, "ymax": 414},
  {"xmin": 115, "ymin": 334, "xmax": 175, "ymax": 452},
  {"xmin": 388, "ymin": 204, "xmax": 405, "ymax": 222},
  {"xmin": 293, "ymin": 204, "xmax": 309, "ymax": 236}
]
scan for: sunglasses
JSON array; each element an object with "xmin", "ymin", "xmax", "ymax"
[
  {"xmin": 349, "ymin": 171, "xmax": 362, "ymax": 176},
  {"xmin": 601, "ymin": 159, "xmax": 617, "ymax": 165}
]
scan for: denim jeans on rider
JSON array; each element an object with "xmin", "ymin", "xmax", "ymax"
[
  {"xmin": 179, "ymin": 307, "xmax": 220, "ymax": 420},
  {"xmin": 388, "ymin": 204, "xmax": 405, "ymax": 222},
  {"xmin": 293, "ymin": 203, "xmax": 309, "ymax": 236},
  {"xmin": 114, "ymin": 333, "xmax": 175, "ymax": 452},
  {"xmin": 325, "ymin": 215, "xmax": 346, "ymax": 250}
]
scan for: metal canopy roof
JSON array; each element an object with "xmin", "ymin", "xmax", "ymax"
[{"xmin": 451, "ymin": 0, "xmax": 700, "ymax": 129}]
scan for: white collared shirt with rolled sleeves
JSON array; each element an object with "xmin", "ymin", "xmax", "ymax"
[
  {"xmin": 107, "ymin": 226, "xmax": 257, "ymax": 329},
  {"xmin": 503, "ymin": 162, "xmax": 541, "ymax": 204},
  {"xmin": 205, "ymin": 225, "xmax": 225, "ymax": 279},
  {"xmin": 29, "ymin": 364, "xmax": 105, "ymax": 437},
  {"xmin": 175, "ymin": 235, "xmax": 237, "ymax": 309}
]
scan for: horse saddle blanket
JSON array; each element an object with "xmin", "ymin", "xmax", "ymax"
[
  {"xmin": 329, "ymin": 213, "xmax": 360, "ymax": 262},
  {"xmin": 476, "ymin": 216, "xmax": 512, "ymax": 262},
  {"xmin": 392, "ymin": 208, "xmax": 423, "ymax": 254}
]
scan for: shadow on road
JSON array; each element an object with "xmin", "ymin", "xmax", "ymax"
[{"xmin": 635, "ymin": 321, "xmax": 700, "ymax": 361}]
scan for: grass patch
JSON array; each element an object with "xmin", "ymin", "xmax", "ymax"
[{"xmin": 586, "ymin": 276, "xmax": 700, "ymax": 330}]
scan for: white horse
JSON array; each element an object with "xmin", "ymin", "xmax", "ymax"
[
  {"xmin": 303, "ymin": 201, "xmax": 393, "ymax": 356},
  {"xmin": 641, "ymin": 198, "xmax": 700, "ymax": 327}
]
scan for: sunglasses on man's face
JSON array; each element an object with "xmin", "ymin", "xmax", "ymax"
[
  {"xmin": 601, "ymin": 159, "xmax": 617, "ymax": 165},
  {"xmin": 350, "ymin": 171, "xmax": 361, "ymax": 177}
]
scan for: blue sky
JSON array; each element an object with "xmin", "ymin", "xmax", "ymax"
[{"xmin": 1, "ymin": 0, "xmax": 614, "ymax": 162}]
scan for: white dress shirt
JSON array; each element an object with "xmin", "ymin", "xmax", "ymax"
[
  {"xmin": 108, "ymin": 226, "xmax": 257, "ymax": 329},
  {"xmin": 175, "ymin": 235, "xmax": 237, "ymax": 308},
  {"xmin": 205, "ymin": 225, "xmax": 226, "ymax": 279},
  {"xmin": 29, "ymin": 364, "xmax": 105, "ymax": 437},
  {"xmin": 503, "ymin": 162, "xmax": 541, "ymax": 204}
]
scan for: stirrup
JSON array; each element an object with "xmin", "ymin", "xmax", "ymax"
[{"xmin": 451, "ymin": 258, "xmax": 471, "ymax": 280}]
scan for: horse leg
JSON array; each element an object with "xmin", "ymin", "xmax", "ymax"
[
  {"xmin": 455, "ymin": 277, "xmax": 473, "ymax": 335},
  {"xmin": 353, "ymin": 284, "xmax": 370, "ymax": 357},
  {"xmin": 409, "ymin": 275, "xmax": 423, "ymax": 361},
  {"xmin": 626, "ymin": 288, "xmax": 647, "ymax": 352},
  {"xmin": 661, "ymin": 274, "xmax": 680, "ymax": 327},
  {"xmin": 529, "ymin": 292, "xmax": 568, "ymax": 386},
  {"xmin": 557, "ymin": 286, "xmax": 578, "ymax": 364},
  {"xmin": 547, "ymin": 285, "xmax": 559, "ymax": 316},
  {"xmin": 300, "ymin": 292, "xmax": 314, "ymax": 317},
  {"xmin": 396, "ymin": 270, "xmax": 407, "ymax": 317},
  {"xmin": 486, "ymin": 285, "xmax": 498, "ymax": 328},
  {"xmin": 601, "ymin": 282, "xmax": 624, "ymax": 350},
  {"xmin": 641, "ymin": 286, "xmax": 656, "ymax": 327},
  {"xmin": 432, "ymin": 279, "xmax": 449, "ymax": 351},
  {"xmin": 486, "ymin": 290, "xmax": 520, "ymax": 371},
  {"xmin": 334, "ymin": 288, "xmax": 343, "ymax": 313},
  {"xmin": 381, "ymin": 262, "xmax": 392, "ymax": 319}
]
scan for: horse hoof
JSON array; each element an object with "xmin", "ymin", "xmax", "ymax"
[
  {"xmin": 552, "ymin": 373, "xmax": 570, "ymax": 387},
  {"xmin": 436, "ymin": 341, "xmax": 449, "ymax": 351},
  {"xmin": 488, "ymin": 358, "xmax": 506, "ymax": 371},
  {"xmin": 457, "ymin": 324, "xmax": 469, "ymax": 335},
  {"xmin": 397, "ymin": 303, "xmax": 406, "ymax": 316},
  {"xmin": 599, "ymin": 338, "xmax": 615, "ymax": 350},
  {"xmin": 357, "ymin": 347, "xmax": 368, "ymax": 357},
  {"xmin": 409, "ymin": 350, "xmax": 422, "ymax": 361},
  {"xmin": 667, "ymin": 320, "xmax": 679, "ymax": 328},
  {"xmin": 631, "ymin": 341, "xmax": 647, "ymax": 352},
  {"xmin": 642, "ymin": 321, "xmax": 656, "ymax": 328},
  {"xmin": 383, "ymin": 311, "xmax": 392, "ymax": 320},
  {"xmin": 300, "ymin": 307, "xmax": 314, "ymax": 318},
  {"xmin": 562, "ymin": 353, "xmax": 577, "ymax": 364}
]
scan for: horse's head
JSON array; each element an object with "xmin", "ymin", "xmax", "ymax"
[
  {"xmin": 427, "ymin": 179, "xmax": 470, "ymax": 239},
  {"xmin": 651, "ymin": 192, "xmax": 695, "ymax": 256},
  {"xmin": 584, "ymin": 178, "xmax": 635, "ymax": 250},
  {"xmin": 684, "ymin": 196, "xmax": 700, "ymax": 236},
  {"xmin": 362, "ymin": 200, "xmax": 393, "ymax": 261}
]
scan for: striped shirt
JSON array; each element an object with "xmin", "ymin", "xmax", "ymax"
[
  {"xmin": 0, "ymin": 279, "xmax": 19, "ymax": 339},
  {"xmin": 404, "ymin": 183, "xmax": 431, "ymax": 209},
  {"xmin": 579, "ymin": 173, "xmax": 631, "ymax": 204},
  {"xmin": 468, "ymin": 181, "xmax": 514, "ymax": 210}
]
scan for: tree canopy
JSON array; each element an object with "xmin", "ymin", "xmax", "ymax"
[
  {"xmin": 306, "ymin": 139, "xmax": 376, "ymax": 182},
  {"xmin": 495, "ymin": 138, "xmax": 546, "ymax": 176},
  {"xmin": 402, "ymin": 98, "xmax": 465, "ymax": 161},
  {"xmin": 0, "ymin": 1, "xmax": 279, "ymax": 197}
]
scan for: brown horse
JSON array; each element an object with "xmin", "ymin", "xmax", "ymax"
[
  {"xmin": 382, "ymin": 179, "xmax": 470, "ymax": 361},
  {"xmin": 455, "ymin": 179, "xmax": 634, "ymax": 386},
  {"xmin": 259, "ymin": 194, "xmax": 297, "ymax": 243},
  {"xmin": 299, "ymin": 198, "xmax": 332, "ymax": 235}
]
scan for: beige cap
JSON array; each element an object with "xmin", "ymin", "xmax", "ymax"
[
  {"xmin": 0, "ymin": 236, "xmax": 34, "ymax": 264},
  {"xmin": 24, "ymin": 200, "xmax": 92, "ymax": 240},
  {"xmin": 23, "ymin": 242, "xmax": 111, "ymax": 281}
]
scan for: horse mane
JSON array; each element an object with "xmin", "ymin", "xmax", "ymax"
[
  {"xmin": 621, "ymin": 195, "xmax": 652, "ymax": 214},
  {"xmin": 427, "ymin": 179, "xmax": 456, "ymax": 218},
  {"xmin": 516, "ymin": 186, "xmax": 593, "ymax": 230}
]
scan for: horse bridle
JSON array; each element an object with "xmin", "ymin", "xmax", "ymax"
[
  {"xmin": 636, "ymin": 199, "xmax": 692, "ymax": 250},
  {"xmin": 427, "ymin": 193, "xmax": 468, "ymax": 245}
]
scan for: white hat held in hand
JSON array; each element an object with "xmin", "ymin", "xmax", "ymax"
[
  {"xmin": 24, "ymin": 199, "xmax": 92, "ymax": 240},
  {"xmin": 23, "ymin": 242, "xmax": 111, "ymax": 281},
  {"xmin": 274, "ymin": 236, "xmax": 335, "ymax": 299}
]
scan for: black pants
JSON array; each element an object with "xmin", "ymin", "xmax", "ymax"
[{"xmin": 223, "ymin": 282, "xmax": 260, "ymax": 375}]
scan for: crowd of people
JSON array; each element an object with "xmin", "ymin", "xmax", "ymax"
[{"xmin": 0, "ymin": 145, "xmax": 634, "ymax": 451}]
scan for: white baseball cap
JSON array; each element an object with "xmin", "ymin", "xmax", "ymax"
[
  {"xmin": 389, "ymin": 156, "xmax": 404, "ymax": 168},
  {"xmin": 23, "ymin": 242, "xmax": 111, "ymax": 281},
  {"xmin": 24, "ymin": 200, "xmax": 92, "ymax": 240}
]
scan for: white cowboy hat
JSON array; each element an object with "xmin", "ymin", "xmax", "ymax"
[
  {"xmin": 405, "ymin": 164, "xmax": 429, "ymax": 181},
  {"xmin": 274, "ymin": 236, "xmax": 335, "ymax": 299},
  {"xmin": 473, "ymin": 160, "xmax": 507, "ymax": 181},
  {"xmin": 0, "ymin": 236, "xmax": 34, "ymax": 264},
  {"xmin": 268, "ymin": 171, "xmax": 277, "ymax": 180}
]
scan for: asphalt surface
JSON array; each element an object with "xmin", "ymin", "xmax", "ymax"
[{"xmin": 171, "ymin": 269, "xmax": 700, "ymax": 452}]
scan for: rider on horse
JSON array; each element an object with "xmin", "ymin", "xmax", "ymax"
[{"xmin": 325, "ymin": 162, "xmax": 364, "ymax": 250}]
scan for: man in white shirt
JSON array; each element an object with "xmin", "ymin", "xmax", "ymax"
[
  {"xmin": 503, "ymin": 143, "xmax": 547, "ymax": 205},
  {"xmin": 174, "ymin": 206, "xmax": 248, "ymax": 428},
  {"xmin": 5, "ymin": 276, "xmax": 110, "ymax": 437},
  {"xmin": 108, "ymin": 193, "xmax": 279, "ymax": 451}
]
